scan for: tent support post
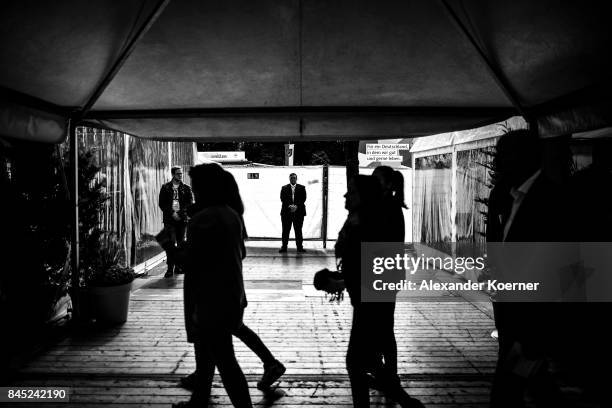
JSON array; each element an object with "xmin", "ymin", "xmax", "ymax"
[
  {"xmin": 322, "ymin": 164, "xmax": 328, "ymax": 249},
  {"xmin": 439, "ymin": 0, "xmax": 529, "ymax": 121},
  {"xmin": 68, "ymin": 121, "xmax": 81, "ymax": 319}
]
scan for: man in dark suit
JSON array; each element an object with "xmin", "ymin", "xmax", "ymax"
[
  {"xmin": 279, "ymin": 173, "xmax": 306, "ymax": 253},
  {"xmin": 488, "ymin": 130, "xmax": 568, "ymax": 408}
]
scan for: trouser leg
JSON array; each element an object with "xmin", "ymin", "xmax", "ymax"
[
  {"xmin": 235, "ymin": 324, "xmax": 275, "ymax": 366},
  {"xmin": 293, "ymin": 215, "xmax": 304, "ymax": 248},
  {"xmin": 370, "ymin": 304, "xmax": 412, "ymax": 403},
  {"xmin": 377, "ymin": 303, "xmax": 398, "ymax": 381},
  {"xmin": 281, "ymin": 215, "xmax": 291, "ymax": 248},
  {"xmin": 490, "ymin": 303, "xmax": 526, "ymax": 408},
  {"xmin": 164, "ymin": 223, "xmax": 178, "ymax": 272},
  {"xmin": 346, "ymin": 306, "xmax": 374, "ymax": 408},
  {"xmin": 209, "ymin": 331, "xmax": 253, "ymax": 408},
  {"xmin": 174, "ymin": 223, "xmax": 187, "ymax": 272},
  {"xmin": 190, "ymin": 340, "xmax": 215, "ymax": 405},
  {"xmin": 175, "ymin": 222, "xmax": 186, "ymax": 246}
]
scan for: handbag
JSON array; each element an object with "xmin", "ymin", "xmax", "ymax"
[{"xmin": 313, "ymin": 268, "xmax": 346, "ymax": 302}]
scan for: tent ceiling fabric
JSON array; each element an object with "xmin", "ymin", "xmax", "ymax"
[
  {"xmin": 86, "ymin": 109, "xmax": 511, "ymax": 141},
  {"xmin": 95, "ymin": 0, "xmax": 301, "ymax": 110},
  {"xmin": 0, "ymin": 0, "xmax": 610, "ymax": 143}
]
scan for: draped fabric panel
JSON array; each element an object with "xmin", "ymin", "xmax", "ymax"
[
  {"xmin": 413, "ymin": 155, "xmax": 452, "ymax": 253},
  {"xmin": 129, "ymin": 138, "xmax": 169, "ymax": 265},
  {"xmin": 171, "ymin": 142, "xmax": 195, "ymax": 187},
  {"xmin": 77, "ymin": 128, "xmax": 130, "ymax": 264},
  {"xmin": 456, "ymin": 147, "xmax": 495, "ymax": 280}
]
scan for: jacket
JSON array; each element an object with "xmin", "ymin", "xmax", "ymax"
[
  {"xmin": 183, "ymin": 205, "xmax": 247, "ymax": 341},
  {"xmin": 158, "ymin": 181, "xmax": 193, "ymax": 224},
  {"xmin": 280, "ymin": 183, "xmax": 307, "ymax": 216}
]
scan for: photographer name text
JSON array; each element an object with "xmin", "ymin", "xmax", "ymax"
[{"xmin": 372, "ymin": 279, "xmax": 540, "ymax": 292}]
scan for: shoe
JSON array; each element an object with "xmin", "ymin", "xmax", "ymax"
[
  {"xmin": 297, "ymin": 247, "xmax": 306, "ymax": 253},
  {"xmin": 179, "ymin": 372, "xmax": 197, "ymax": 390},
  {"xmin": 366, "ymin": 373, "xmax": 383, "ymax": 390},
  {"xmin": 164, "ymin": 269, "xmax": 174, "ymax": 278},
  {"xmin": 399, "ymin": 397, "xmax": 425, "ymax": 408},
  {"xmin": 257, "ymin": 360, "xmax": 286, "ymax": 390},
  {"xmin": 278, "ymin": 247, "xmax": 287, "ymax": 253},
  {"xmin": 172, "ymin": 401, "xmax": 196, "ymax": 408},
  {"xmin": 393, "ymin": 389, "xmax": 426, "ymax": 408}
]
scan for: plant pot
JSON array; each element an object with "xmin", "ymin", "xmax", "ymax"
[{"xmin": 88, "ymin": 282, "xmax": 132, "ymax": 324}]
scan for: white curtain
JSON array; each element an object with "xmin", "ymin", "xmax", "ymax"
[{"xmin": 412, "ymin": 168, "xmax": 452, "ymax": 245}]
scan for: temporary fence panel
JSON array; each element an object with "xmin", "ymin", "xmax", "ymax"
[{"xmin": 225, "ymin": 166, "xmax": 323, "ymax": 239}]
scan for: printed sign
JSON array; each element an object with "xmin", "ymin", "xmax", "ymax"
[{"xmin": 365, "ymin": 143, "xmax": 410, "ymax": 162}]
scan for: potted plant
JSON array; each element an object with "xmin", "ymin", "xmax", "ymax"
[
  {"xmin": 83, "ymin": 233, "xmax": 136, "ymax": 323},
  {"xmin": 78, "ymin": 151, "xmax": 136, "ymax": 324}
]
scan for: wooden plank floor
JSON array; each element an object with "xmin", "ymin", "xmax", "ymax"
[{"xmin": 8, "ymin": 243, "xmax": 497, "ymax": 407}]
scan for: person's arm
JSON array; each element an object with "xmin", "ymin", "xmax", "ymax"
[
  {"xmin": 159, "ymin": 185, "xmax": 170, "ymax": 217},
  {"xmin": 186, "ymin": 185, "xmax": 194, "ymax": 205},
  {"xmin": 158, "ymin": 185, "xmax": 165, "ymax": 210},
  {"xmin": 280, "ymin": 186, "xmax": 289, "ymax": 206},
  {"xmin": 180, "ymin": 185, "xmax": 194, "ymax": 220}
]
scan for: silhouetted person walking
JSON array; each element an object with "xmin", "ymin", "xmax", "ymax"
[
  {"xmin": 179, "ymin": 170, "xmax": 286, "ymax": 394},
  {"xmin": 369, "ymin": 166, "xmax": 408, "ymax": 389},
  {"xmin": 173, "ymin": 164, "xmax": 252, "ymax": 408},
  {"xmin": 336, "ymin": 175, "xmax": 423, "ymax": 408},
  {"xmin": 159, "ymin": 166, "xmax": 193, "ymax": 278},
  {"xmin": 279, "ymin": 173, "xmax": 306, "ymax": 253}
]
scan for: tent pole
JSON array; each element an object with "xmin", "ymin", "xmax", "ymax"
[
  {"xmin": 322, "ymin": 164, "xmax": 328, "ymax": 249},
  {"xmin": 80, "ymin": 0, "xmax": 172, "ymax": 118},
  {"xmin": 68, "ymin": 120, "xmax": 81, "ymax": 319}
]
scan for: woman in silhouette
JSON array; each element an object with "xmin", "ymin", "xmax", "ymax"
[
  {"xmin": 370, "ymin": 166, "xmax": 407, "ymax": 389},
  {"xmin": 335, "ymin": 175, "xmax": 423, "ymax": 408},
  {"xmin": 174, "ymin": 163, "xmax": 252, "ymax": 408},
  {"xmin": 179, "ymin": 169, "xmax": 285, "ymax": 395}
]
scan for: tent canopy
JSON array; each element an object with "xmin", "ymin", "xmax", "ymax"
[{"xmin": 1, "ymin": 0, "xmax": 610, "ymax": 143}]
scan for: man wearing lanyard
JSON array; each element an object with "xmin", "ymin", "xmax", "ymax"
[{"xmin": 159, "ymin": 166, "xmax": 193, "ymax": 277}]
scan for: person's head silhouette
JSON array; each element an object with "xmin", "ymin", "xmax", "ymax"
[{"xmin": 495, "ymin": 129, "xmax": 542, "ymax": 189}]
